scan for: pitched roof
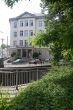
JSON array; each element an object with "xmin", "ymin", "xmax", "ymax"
[{"xmin": 9, "ymin": 11, "xmax": 45, "ymax": 21}]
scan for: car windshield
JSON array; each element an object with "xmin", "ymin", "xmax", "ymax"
[{"xmin": 14, "ymin": 59, "xmax": 21, "ymax": 62}]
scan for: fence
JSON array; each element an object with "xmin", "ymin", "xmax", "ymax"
[{"xmin": 0, "ymin": 65, "xmax": 51, "ymax": 87}]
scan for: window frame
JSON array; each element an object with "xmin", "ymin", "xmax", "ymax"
[
  {"xmin": 13, "ymin": 41, "xmax": 17, "ymax": 46},
  {"xmin": 13, "ymin": 31, "xmax": 17, "ymax": 37},
  {"xmin": 30, "ymin": 20, "xmax": 33, "ymax": 26},
  {"xmin": 19, "ymin": 40, "xmax": 23, "ymax": 46},
  {"xmin": 29, "ymin": 30, "xmax": 33, "ymax": 36},
  {"xmin": 25, "ymin": 20, "xmax": 28, "ymax": 26},
  {"xmin": 38, "ymin": 21, "xmax": 42, "ymax": 27},
  {"xmin": 20, "ymin": 30, "xmax": 23, "ymax": 36},
  {"xmin": 24, "ymin": 30, "xmax": 28, "ymax": 37},
  {"xmin": 14, "ymin": 22, "xmax": 17, "ymax": 28},
  {"xmin": 20, "ymin": 21, "xmax": 23, "ymax": 27},
  {"xmin": 24, "ymin": 40, "xmax": 28, "ymax": 47}
]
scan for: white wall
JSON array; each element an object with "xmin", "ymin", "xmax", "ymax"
[{"xmin": 10, "ymin": 13, "xmax": 45, "ymax": 47}]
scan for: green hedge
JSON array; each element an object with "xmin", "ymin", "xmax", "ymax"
[{"xmin": 7, "ymin": 66, "xmax": 73, "ymax": 110}]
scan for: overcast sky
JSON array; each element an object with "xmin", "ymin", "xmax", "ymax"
[{"xmin": 0, "ymin": 0, "xmax": 41, "ymax": 45}]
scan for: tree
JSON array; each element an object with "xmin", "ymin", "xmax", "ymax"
[
  {"xmin": 33, "ymin": 52, "xmax": 40, "ymax": 59},
  {"xmin": 1, "ymin": 44, "xmax": 7, "ymax": 49},
  {"xmin": 31, "ymin": 0, "xmax": 73, "ymax": 64},
  {"xmin": 4, "ymin": 0, "xmax": 30, "ymax": 7},
  {"xmin": 32, "ymin": 26, "xmax": 63, "ymax": 65},
  {"xmin": 41, "ymin": 0, "xmax": 73, "ymax": 49},
  {"xmin": 11, "ymin": 51, "xmax": 16, "ymax": 57}
]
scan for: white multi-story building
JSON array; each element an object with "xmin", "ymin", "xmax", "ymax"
[{"xmin": 9, "ymin": 12, "xmax": 50, "ymax": 60}]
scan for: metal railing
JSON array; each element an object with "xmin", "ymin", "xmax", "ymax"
[{"xmin": 0, "ymin": 65, "xmax": 51, "ymax": 87}]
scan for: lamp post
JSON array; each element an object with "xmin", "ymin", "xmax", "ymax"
[
  {"xmin": 0, "ymin": 30, "xmax": 8, "ymax": 68},
  {"xmin": 7, "ymin": 36, "xmax": 8, "ymax": 57},
  {"xmin": 0, "ymin": 30, "xmax": 8, "ymax": 57}
]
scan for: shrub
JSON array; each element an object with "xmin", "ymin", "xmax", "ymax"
[
  {"xmin": 0, "ymin": 86, "xmax": 10, "ymax": 110},
  {"xmin": 7, "ymin": 66, "xmax": 73, "ymax": 110},
  {"xmin": 33, "ymin": 52, "xmax": 40, "ymax": 59},
  {"xmin": 11, "ymin": 52, "xmax": 16, "ymax": 57}
]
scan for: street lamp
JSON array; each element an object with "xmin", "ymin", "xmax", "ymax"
[
  {"xmin": 0, "ymin": 30, "xmax": 9, "ymax": 68},
  {"xmin": 0, "ymin": 30, "xmax": 9, "ymax": 57}
]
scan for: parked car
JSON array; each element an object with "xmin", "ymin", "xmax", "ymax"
[
  {"xmin": 29, "ymin": 59, "xmax": 41, "ymax": 64},
  {"xmin": 12, "ymin": 59, "xmax": 27, "ymax": 64}
]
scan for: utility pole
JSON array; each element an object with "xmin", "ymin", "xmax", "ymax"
[
  {"xmin": 0, "ymin": 38, "xmax": 4, "ymax": 68},
  {"xmin": 1, "ymin": 38, "xmax": 4, "ymax": 58},
  {"xmin": 7, "ymin": 36, "xmax": 8, "ymax": 57}
]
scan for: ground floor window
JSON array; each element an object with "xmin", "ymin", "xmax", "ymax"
[{"xmin": 22, "ymin": 50, "xmax": 26, "ymax": 57}]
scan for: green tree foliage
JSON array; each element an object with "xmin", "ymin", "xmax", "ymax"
[
  {"xmin": 41, "ymin": 0, "xmax": 73, "ymax": 49},
  {"xmin": 0, "ymin": 86, "xmax": 9, "ymax": 110},
  {"xmin": 51, "ymin": 42, "xmax": 63, "ymax": 65},
  {"xmin": 33, "ymin": 52, "xmax": 40, "ymax": 59},
  {"xmin": 4, "ymin": 0, "xmax": 19, "ymax": 7},
  {"xmin": 31, "ymin": 32, "xmax": 50, "ymax": 47},
  {"xmin": 7, "ymin": 67, "xmax": 73, "ymax": 110},
  {"xmin": 31, "ymin": 0, "xmax": 73, "ymax": 64},
  {"xmin": 4, "ymin": 0, "xmax": 30, "ymax": 7},
  {"xmin": 1, "ymin": 44, "xmax": 7, "ymax": 49},
  {"xmin": 33, "ymin": 22, "xmax": 63, "ymax": 64},
  {"xmin": 11, "ymin": 51, "xmax": 16, "ymax": 57}
]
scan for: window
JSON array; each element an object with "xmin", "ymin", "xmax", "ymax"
[
  {"xmin": 14, "ymin": 22, "xmax": 17, "ymax": 28},
  {"xmin": 25, "ymin": 20, "xmax": 28, "ymax": 26},
  {"xmin": 24, "ymin": 30, "xmax": 28, "ymax": 37},
  {"xmin": 20, "ymin": 30, "xmax": 23, "ymax": 36},
  {"xmin": 14, "ymin": 32, "xmax": 17, "ymax": 37},
  {"xmin": 20, "ymin": 21, "xmax": 23, "ymax": 27},
  {"xmin": 38, "ymin": 21, "xmax": 42, "ymax": 27},
  {"xmin": 30, "ymin": 20, "xmax": 33, "ymax": 26},
  {"xmin": 19, "ymin": 40, "xmax": 23, "ymax": 46},
  {"xmin": 29, "ymin": 30, "xmax": 33, "ymax": 36},
  {"xmin": 24, "ymin": 40, "xmax": 28, "ymax": 47},
  {"xmin": 13, "ymin": 41, "xmax": 17, "ymax": 46}
]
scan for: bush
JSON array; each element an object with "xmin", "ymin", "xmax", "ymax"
[
  {"xmin": 11, "ymin": 52, "xmax": 16, "ymax": 57},
  {"xmin": 33, "ymin": 52, "xmax": 40, "ymax": 59},
  {"xmin": 7, "ymin": 66, "xmax": 73, "ymax": 110},
  {"xmin": 0, "ymin": 86, "xmax": 10, "ymax": 110}
]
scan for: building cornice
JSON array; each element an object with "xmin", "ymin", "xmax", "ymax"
[{"xmin": 9, "ymin": 11, "xmax": 45, "ymax": 22}]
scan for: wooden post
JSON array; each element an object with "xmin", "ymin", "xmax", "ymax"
[
  {"xmin": 16, "ymin": 70, "xmax": 18, "ymax": 90},
  {"xmin": 37, "ymin": 68, "xmax": 39, "ymax": 80}
]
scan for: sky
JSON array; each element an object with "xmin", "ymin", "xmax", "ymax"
[{"xmin": 0, "ymin": 0, "xmax": 42, "ymax": 45}]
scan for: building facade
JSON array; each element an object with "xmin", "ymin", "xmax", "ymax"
[{"xmin": 9, "ymin": 12, "xmax": 50, "ymax": 60}]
